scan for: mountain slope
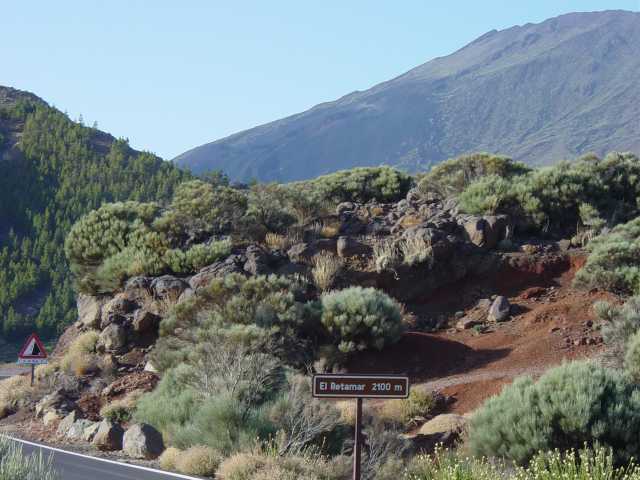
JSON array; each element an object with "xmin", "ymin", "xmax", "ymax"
[
  {"xmin": 174, "ymin": 10, "xmax": 640, "ymax": 182},
  {"xmin": 0, "ymin": 87, "xmax": 189, "ymax": 339}
]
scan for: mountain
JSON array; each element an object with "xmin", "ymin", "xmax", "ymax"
[
  {"xmin": 174, "ymin": 10, "xmax": 640, "ymax": 182},
  {"xmin": 0, "ymin": 86, "xmax": 189, "ymax": 339}
]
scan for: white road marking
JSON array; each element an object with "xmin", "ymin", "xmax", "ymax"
[{"xmin": 1, "ymin": 435, "xmax": 201, "ymax": 480}]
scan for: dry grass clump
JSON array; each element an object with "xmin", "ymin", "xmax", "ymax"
[
  {"xmin": 0, "ymin": 376, "xmax": 33, "ymax": 418},
  {"xmin": 159, "ymin": 446, "xmax": 182, "ymax": 471},
  {"xmin": 379, "ymin": 388, "xmax": 435, "ymax": 425},
  {"xmin": 372, "ymin": 239, "xmax": 402, "ymax": 274},
  {"xmin": 60, "ymin": 331, "xmax": 101, "ymax": 376},
  {"xmin": 311, "ymin": 251, "xmax": 344, "ymax": 291},
  {"xmin": 175, "ymin": 445, "xmax": 222, "ymax": 477},
  {"xmin": 400, "ymin": 236, "xmax": 434, "ymax": 267},
  {"xmin": 320, "ymin": 219, "xmax": 342, "ymax": 238},
  {"xmin": 217, "ymin": 452, "xmax": 266, "ymax": 479},
  {"xmin": 100, "ymin": 389, "xmax": 145, "ymax": 423},
  {"xmin": 265, "ymin": 228, "xmax": 303, "ymax": 251}
]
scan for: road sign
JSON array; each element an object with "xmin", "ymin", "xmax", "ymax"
[
  {"xmin": 312, "ymin": 374, "xmax": 410, "ymax": 399},
  {"xmin": 312, "ymin": 373, "xmax": 411, "ymax": 480},
  {"xmin": 17, "ymin": 333, "xmax": 48, "ymax": 365}
]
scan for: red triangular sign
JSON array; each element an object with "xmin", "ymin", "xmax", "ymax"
[{"xmin": 18, "ymin": 333, "xmax": 48, "ymax": 359}]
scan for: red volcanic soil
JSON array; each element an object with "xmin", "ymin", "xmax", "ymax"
[{"xmin": 348, "ymin": 251, "xmax": 617, "ymax": 414}]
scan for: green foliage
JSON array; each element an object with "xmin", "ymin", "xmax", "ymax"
[
  {"xmin": 0, "ymin": 436, "xmax": 58, "ymax": 480},
  {"xmin": 153, "ymin": 179, "xmax": 247, "ymax": 243},
  {"xmin": 245, "ymin": 183, "xmax": 299, "ymax": 235},
  {"xmin": 418, "ymin": 153, "xmax": 529, "ymax": 198},
  {"xmin": 459, "ymin": 153, "xmax": 640, "ymax": 235},
  {"xmin": 574, "ymin": 218, "xmax": 640, "ymax": 294},
  {"xmin": 320, "ymin": 286, "xmax": 405, "ymax": 354},
  {"xmin": 0, "ymin": 101, "xmax": 188, "ymax": 338},
  {"xmin": 468, "ymin": 361, "xmax": 640, "ymax": 465},
  {"xmin": 296, "ymin": 166, "xmax": 414, "ymax": 204},
  {"xmin": 624, "ymin": 331, "xmax": 640, "ymax": 382},
  {"xmin": 163, "ymin": 240, "xmax": 232, "ymax": 274},
  {"xmin": 594, "ymin": 297, "xmax": 640, "ymax": 370}
]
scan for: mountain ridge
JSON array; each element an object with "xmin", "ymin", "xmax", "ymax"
[{"xmin": 174, "ymin": 10, "xmax": 640, "ymax": 182}]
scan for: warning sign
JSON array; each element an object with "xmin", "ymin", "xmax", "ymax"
[{"xmin": 17, "ymin": 333, "xmax": 48, "ymax": 365}]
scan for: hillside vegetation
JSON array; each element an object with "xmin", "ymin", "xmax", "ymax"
[{"xmin": 0, "ymin": 92, "xmax": 188, "ymax": 339}]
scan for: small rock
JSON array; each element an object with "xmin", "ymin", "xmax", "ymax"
[
  {"xmin": 488, "ymin": 296, "xmax": 511, "ymax": 322},
  {"xmin": 123, "ymin": 423, "xmax": 165, "ymax": 459},
  {"xmin": 549, "ymin": 326, "xmax": 561, "ymax": 333},
  {"xmin": 77, "ymin": 295, "xmax": 106, "ymax": 329},
  {"xmin": 92, "ymin": 420, "xmax": 124, "ymax": 451},
  {"xmin": 150, "ymin": 275, "xmax": 188, "ymax": 300},
  {"xmin": 418, "ymin": 414, "xmax": 467, "ymax": 436},
  {"xmin": 336, "ymin": 236, "xmax": 370, "ymax": 258},
  {"xmin": 456, "ymin": 316, "xmax": 482, "ymax": 330},
  {"xmin": 35, "ymin": 390, "xmax": 75, "ymax": 418},
  {"xmin": 336, "ymin": 202, "xmax": 356, "ymax": 215},
  {"xmin": 243, "ymin": 244, "xmax": 271, "ymax": 276}
]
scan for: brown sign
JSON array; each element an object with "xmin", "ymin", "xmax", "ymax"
[{"xmin": 312, "ymin": 374, "xmax": 410, "ymax": 399}]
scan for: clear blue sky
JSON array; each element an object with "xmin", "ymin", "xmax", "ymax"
[{"xmin": 1, "ymin": 0, "xmax": 638, "ymax": 160}]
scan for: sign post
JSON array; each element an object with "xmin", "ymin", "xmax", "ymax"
[
  {"xmin": 16, "ymin": 333, "xmax": 49, "ymax": 386},
  {"xmin": 312, "ymin": 374, "xmax": 410, "ymax": 480}
]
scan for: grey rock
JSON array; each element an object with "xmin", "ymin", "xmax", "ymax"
[
  {"xmin": 67, "ymin": 419, "xmax": 96, "ymax": 440},
  {"xmin": 35, "ymin": 390, "xmax": 75, "ymax": 418},
  {"xmin": 83, "ymin": 422, "xmax": 101, "ymax": 442},
  {"xmin": 43, "ymin": 411, "xmax": 61, "ymax": 426},
  {"xmin": 189, "ymin": 258, "xmax": 245, "ymax": 290},
  {"xmin": 92, "ymin": 420, "xmax": 125, "ymax": 451},
  {"xmin": 336, "ymin": 236, "xmax": 370, "ymax": 258},
  {"xmin": 57, "ymin": 410, "xmax": 78, "ymax": 437},
  {"xmin": 98, "ymin": 323, "xmax": 127, "ymax": 353},
  {"xmin": 123, "ymin": 423, "xmax": 165, "ymax": 459},
  {"xmin": 336, "ymin": 202, "xmax": 356, "ymax": 215},
  {"xmin": 77, "ymin": 295, "xmax": 106, "ymax": 329},
  {"xmin": 456, "ymin": 316, "xmax": 482, "ymax": 330},
  {"xmin": 488, "ymin": 296, "xmax": 511, "ymax": 322},
  {"xmin": 132, "ymin": 309, "xmax": 160, "ymax": 333},
  {"xmin": 243, "ymin": 244, "xmax": 271, "ymax": 275},
  {"xmin": 151, "ymin": 275, "xmax": 188, "ymax": 299}
]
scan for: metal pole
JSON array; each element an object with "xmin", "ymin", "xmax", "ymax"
[
  {"xmin": 30, "ymin": 364, "xmax": 35, "ymax": 387},
  {"xmin": 353, "ymin": 397, "xmax": 362, "ymax": 480}
]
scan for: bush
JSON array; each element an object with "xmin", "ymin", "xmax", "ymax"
[
  {"xmin": 625, "ymin": 331, "xmax": 640, "ymax": 381},
  {"xmin": 100, "ymin": 389, "xmax": 145, "ymax": 423},
  {"xmin": 298, "ymin": 166, "xmax": 414, "ymax": 204},
  {"xmin": 574, "ymin": 218, "xmax": 640, "ymax": 294},
  {"xmin": 469, "ymin": 361, "xmax": 640, "ymax": 465},
  {"xmin": 163, "ymin": 239, "xmax": 232, "ymax": 274},
  {"xmin": 0, "ymin": 376, "xmax": 33, "ymax": 419},
  {"xmin": 158, "ymin": 447, "xmax": 181, "ymax": 471},
  {"xmin": 321, "ymin": 287, "xmax": 405, "ymax": 353},
  {"xmin": 594, "ymin": 297, "xmax": 640, "ymax": 367},
  {"xmin": 174, "ymin": 445, "xmax": 221, "ymax": 477},
  {"xmin": 379, "ymin": 388, "xmax": 435, "ymax": 425},
  {"xmin": 60, "ymin": 331, "xmax": 100, "ymax": 376},
  {"xmin": 0, "ymin": 436, "xmax": 59, "ymax": 479},
  {"xmin": 418, "ymin": 153, "xmax": 529, "ymax": 198}
]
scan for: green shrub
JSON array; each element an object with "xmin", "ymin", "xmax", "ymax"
[
  {"xmin": 164, "ymin": 239, "xmax": 232, "ymax": 273},
  {"xmin": 574, "ymin": 218, "xmax": 640, "ymax": 294},
  {"xmin": 594, "ymin": 297, "xmax": 640, "ymax": 366},
  {"xmin": 459, "ymin": 153, "xmax": 640, "ymax": 235},
  {"xmin": 625, "ymin": 331, "xmax": 640, "ymax": 382},
  {"xmin": 320, "ymin": 286, "xmax": 405, "ymax": 353},
  {"xmin": 0, "ymin": 436, "xmax": 58, "ymax": 479},
  {"xmin": 154, "ymin": 179, "xmax": 247, "ymax": 242},
  {"xmin": 418, "ymin": 153, "xmax": 529, "ymax": 198},
  {"xmin": 298, "ymin": 166, "xmax": 414, "ymax": 204},
  {"xmin": 469, "ymin": 361, "xmax": 640, "ymax": 465},
  {"xmin": 244, "ymin": 183, "xmax": 298, "ymax": 235}
]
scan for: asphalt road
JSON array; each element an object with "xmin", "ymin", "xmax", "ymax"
[{"xmin": 5, "ymin": 436, "xmax": 201, "ymax": 480}]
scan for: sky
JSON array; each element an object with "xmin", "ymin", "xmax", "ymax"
[{"xmin": 1, "ymin": 0, "xmax": 639, "ymax": 160}]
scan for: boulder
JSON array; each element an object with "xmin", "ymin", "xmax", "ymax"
[
  {"xmin": 336, "ymin": 236, "xmax": 370, "ymax": 258},
  {"xmin": 122, "ymin": 423, "xmax": 165, "ymax": 459},
  {"xmin": 77, "ymin": 294, "xmax": 106, "ymax": 329},
  {"xmin": 488, "ymin": 296, "xmax": 511, "ymax": 322},
  {"xmin": 67, "ymin": 419, "xmax": 96, "ymax": 441},
  {"xmin": 336, "ymin": 202, "xmax": 356, "ymax": 215},
  {"xmin": 243, "ymin": 244, "xmax": 271, "ymax": 275},
  {"xmin": 104, "ymin": 294, "xmax": 137, "ymax": 316},
  {"xmin": 189, "ymin": 257, "xmax": 246, "ymax": 290},
  {"xmin": 483, "ymin": 215, "xmax": 509, "ymax": 248},
  {"xmin": 150, "ymin": 275, "xmax": 188, "ymax": 300},
  {"xmin": 56, "ymin": 410, "xmax": 78, "ymax": 437},
  {"xmin": 418, "ymin": 414, "xmax": 468, "ymax": 438},
  {"xmin": 463, "ymin": 217, "xmax": 490, "ymax": 248},
  {"xmin": 83, "ymin": 422, "xmax": 101, "ymax": 442},
  {"xmin": 132, "ymin": 309, "xmax": 160, "ymax": 333},
  {"xmin": 98, "ymin": 323, "xmax": 127, "ymax": 352},
  {"xmin": 456, "ymin": 316, "xmax": 483, "ymax": 330},
  {"xmin": 92, "ymin": 420, "xmax": 124, "ymax": 451}
]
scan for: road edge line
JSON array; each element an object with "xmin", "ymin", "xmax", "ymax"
[{"xmin": 1, "ymin": 434, "xmax": 202, "ymax": 479}]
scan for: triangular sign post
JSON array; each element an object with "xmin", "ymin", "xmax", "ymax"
[{"xmin": 17, "ymin": 333, "xmax": 48, "ymax": 385}]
